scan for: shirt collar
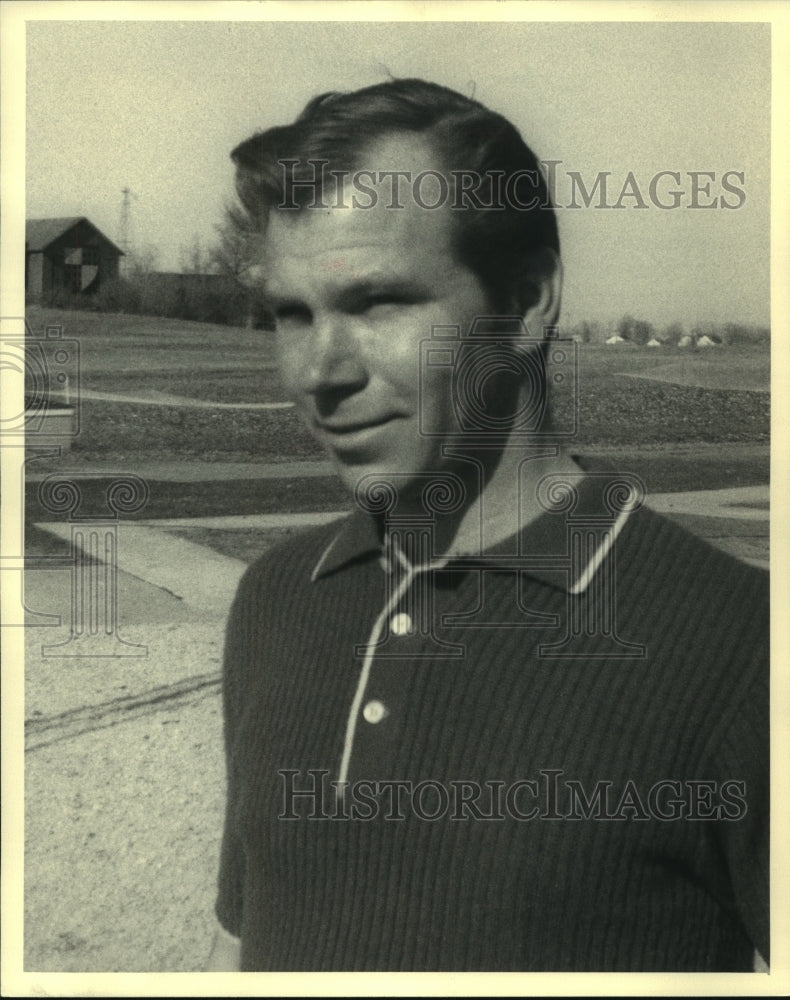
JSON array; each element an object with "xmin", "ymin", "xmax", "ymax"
[
  {"xmin": 310, "ymin": 506, "xmax": 383, "ymax": 583},
  {"xmin": 310, "ymin": 468, "xmax": 636, "ymax": 594}
]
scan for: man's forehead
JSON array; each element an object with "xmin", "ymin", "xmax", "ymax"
[
  {"xmin": 261, "ymin": 217, "xmax": 438, "ymax": 297},
  {"xmin": 260, "ymin": 131, "xmax": 461, "ymax": 291},
  {"xmin": 265, "ymin": 204, "xmax": 413, "ymax": 251},
  {"xmin": 351, "ymin": 129, "xmax": 446, "ymax": 175},
  {"xmin": 264, "ymin": 195, "xmax": 456, "ymax": 275}
]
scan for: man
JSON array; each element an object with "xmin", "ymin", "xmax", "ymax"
[{"xmin": 208, "ymin": 79, "xmax": 768, "ymax": 971}]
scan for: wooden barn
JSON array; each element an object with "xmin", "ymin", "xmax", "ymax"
[{"xmin": 25, "ymin": 217, "xmax": 123, "ymax": 300}]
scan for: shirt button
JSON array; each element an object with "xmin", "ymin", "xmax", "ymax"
[
  {"xmin": 390, "ymin": 612, "xmax": 413, "ymax": 636},
  {"xmin": 363, "ymin": 700, "xmax": 388, "ymax": 724}
]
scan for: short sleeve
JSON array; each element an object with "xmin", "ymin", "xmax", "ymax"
[
  {"xmin": 714, "ymin": 666, "xmax": 770, "ymax": 963},
  {"xmin": 214, "ymin": 563, "xmax": 261, "ymax": 936}
]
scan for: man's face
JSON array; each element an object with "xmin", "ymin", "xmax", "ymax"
[{"xmin": 262, "ymin": 135, "xmax": 503, "ymax": 501}]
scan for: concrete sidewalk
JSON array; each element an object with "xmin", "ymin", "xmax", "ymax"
[
  {"xmin": 645, "ymin": 484, "xmax": 769, "ymax": 520},
  {"xmin": 50, "ymin": 387, "xmax": 292, "ymax": 410},
  {"xmin": 29, "ymin": 523, "xmax": 248, "ymax": 620},
  {"xmin": 25, "ymin": 458, "xmax": 336, "ymax": 483}
]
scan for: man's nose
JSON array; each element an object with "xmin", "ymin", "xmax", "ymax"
[{"xmin": 300, "ymin": 315, "xmax": 367, "ymax": 396}]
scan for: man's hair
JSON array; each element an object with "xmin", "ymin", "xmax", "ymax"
[{"xmin": 231, "ymin": 78, "xmax": 559, "ymax": 314}]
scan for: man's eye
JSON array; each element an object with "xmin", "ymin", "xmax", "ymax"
[{"xmin": 359, "ymin": 295, "xmax": 409, "ymax": 314}]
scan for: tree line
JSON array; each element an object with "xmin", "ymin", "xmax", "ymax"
[{"xmin": 569, "ymin": 316, "xmax": 769, "ymax": 347}]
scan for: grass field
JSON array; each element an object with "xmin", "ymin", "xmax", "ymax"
[{"xmin": 25, "ymin": 306, "xmax": 769, "ymax": 465}]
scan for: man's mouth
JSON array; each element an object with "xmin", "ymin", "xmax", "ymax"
[{"xmin": 315, "ymin": 415, "xmax": 399, "ymax": 435}]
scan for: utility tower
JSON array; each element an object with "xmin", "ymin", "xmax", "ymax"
[{"xmin": 119, "ymin": 187, "xmax": 134, "ymax": 275}]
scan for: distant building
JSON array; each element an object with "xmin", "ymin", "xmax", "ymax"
[{"xmin": 25, "ymin": 217, "xmax": 123, "ymax": 300}]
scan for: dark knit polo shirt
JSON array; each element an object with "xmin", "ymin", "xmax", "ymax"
[{"xmin": 215, "ymin": 476, "xmax": 769, "ymax": 971}]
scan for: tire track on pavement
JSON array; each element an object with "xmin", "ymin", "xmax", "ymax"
[{"xmin": 25, "ymin": 670, "xmax": 221, "ymax": 752}]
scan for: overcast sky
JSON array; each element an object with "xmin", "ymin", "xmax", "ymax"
[{"xmin": 23, "ymin": 16, "xmax": 770, "ymax": 329}]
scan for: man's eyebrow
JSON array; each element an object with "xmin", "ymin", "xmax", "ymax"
[
  {"xmin": 337, "ymin": 278, "xmax": 431, "ymax": 303},
  {"xmin": 264, "ymin": 277, "xmax": 431, "ymax": 312}
]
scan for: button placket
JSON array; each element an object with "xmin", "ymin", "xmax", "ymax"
[
  {"xmin": 390, "ymin": 611, "xmax": 413, "ymax": 636},
  {"xmin": 362, "ymin": 699, "xmax": 389, "ymax": 724}
]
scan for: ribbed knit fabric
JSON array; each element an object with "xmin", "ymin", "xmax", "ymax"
[{"xmin": 215, "ymin": 499, "xmax": 768, "ymax": 971}]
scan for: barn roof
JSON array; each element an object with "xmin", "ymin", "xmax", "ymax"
[{"xmin": 26, "ymin": 217, "xmax": 124, "ymax": 254}]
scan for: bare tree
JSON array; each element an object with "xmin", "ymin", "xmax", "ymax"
[
  {"xmin": 616, "ymin": 313, "xmax": 636, "ymax": 342},
  {"xmin": 127, "ymin": 243, "xmax": 160, "ymax": 280},
  {"xmin": 617, "ymin": 314, "xmax": 654, "ymax": 345},
  {"xmin": 663, "ymin": 321, "xmax": 685, "ymax": 345},
  {"xmin": 208, "ymin": 203, "xmax": 260, "ymax": 285},
  {"xmin": 206, "ymin": 203, "xmax": 268, "ymax": 327},
  {"xmin": 179, "ymin": 234, "xmax": 212, "ymax": 275}
]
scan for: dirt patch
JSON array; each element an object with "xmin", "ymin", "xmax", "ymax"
[
  {"xmin": 574, "ymin": 443, "xmax": 769, "ymax": 494},
  {"xmin": 25, "ymin": 475, "xmax": 351, "ymax": 526},
  {"xmin": 161, "ymin": 525, "xmax": 305, "ymax": 564},
  {"xmin": 154, "ymin": 507, "xmax": 768, "ymax": 571},
  {"xmin": 25, "ymin": 444, "xmax": 769, "ymax": 536}
]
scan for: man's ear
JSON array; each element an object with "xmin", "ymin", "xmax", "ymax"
[{"xmin": 521, "ymin": 249, "xmax": 563, "ymax": 335}]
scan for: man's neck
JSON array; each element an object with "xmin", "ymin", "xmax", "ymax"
[
  {"xmin": 377, "ymin": 442, "xmax": 581, "ymax": 563},
  {"xmin": 439, "ymin": 444, "xmax": 582, "ymax": 558}
]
